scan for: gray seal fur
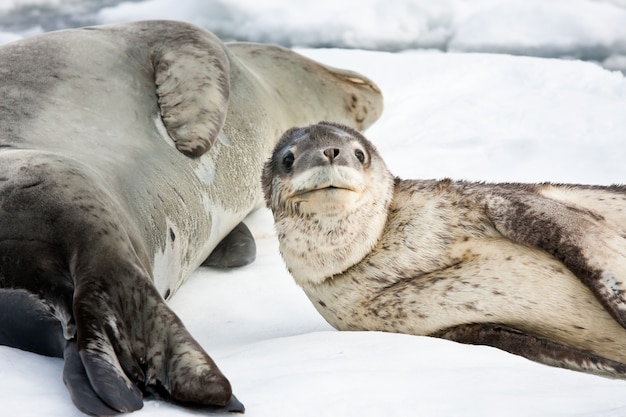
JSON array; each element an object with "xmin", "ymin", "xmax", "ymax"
[
  {"xmin": 0, "ymin": 22, "xmax": 383, "ymax": 415},
  {"xmin": 263, "ymin": 121, "xmax": 626, "ymax": 379}
]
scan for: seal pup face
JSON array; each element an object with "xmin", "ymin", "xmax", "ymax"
[
  {"xmin": 262, "ymin": 121, "xmax": 394, "ymax": 285},
  {"xmin": 266, "ymin": 123, "xmax": 371, "ymax": 214}
]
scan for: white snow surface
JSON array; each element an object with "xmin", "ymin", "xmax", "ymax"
[{"xmin": 1, "ymin": 1, "xmax": 626, "ymax": 416}]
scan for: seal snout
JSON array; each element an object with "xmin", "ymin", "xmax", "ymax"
[{"xmin": 323, "ymin": 147, "xmax": 340, "ymax": 163}]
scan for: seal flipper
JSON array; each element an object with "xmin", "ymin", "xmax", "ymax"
[
  {"xmin": 71, "ymin": 258, "xmax": 237, "ymax": 413},
  {"xmin": 433, "ymin": 323, "xmax": 626, "ymax": 379},
  {"xmin": 151, "ymin": 21, "xmax": 231, "ymax": 157},
  {"xmin": 203, "ymin": 222, "xmax": 256, "ymax": 268},
  {"xmin": 79, "ymin": 350, "xmax": 144, "ymax": 414},
  {"xmin": 483, "ymin": 188, "xmax": 626, "ymax": 328},
  {"xmin": 0, "ymin": 289, "xmax": 65, "ymax": 358},
  {"xmin": 62, "ymin": 341, "xmax": 121, "ymax": 416}
]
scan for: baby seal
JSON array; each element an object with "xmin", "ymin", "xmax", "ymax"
[{"xmin": 262, "ymin": 121, "xmax": 626, "ymax": 378}]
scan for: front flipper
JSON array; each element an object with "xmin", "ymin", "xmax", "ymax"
[
  {"xmin": 68, "ymin": 254, "xmax": 240, "ymax": 415},
  {"xmin": 151, "ymin": 21, "xmax": 231, "ymax": 157},
  {"xmin": 203, "ymin": 222, "xmax": 257, "ymax": 268},
  {"xmin": 483, "ymin": 188, "xmax": 626, "ymax": 328},
  {"xmin": 433, "ymin": 323, "xmax": 626, "ymax": 379}
]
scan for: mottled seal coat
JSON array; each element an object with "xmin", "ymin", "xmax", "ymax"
[
  {"xmin": 262, "ymin": 121, "xmax": 626, "ymax": 378},
  {"xmin": 0, "ymin": 22, "xmax": 383, "ymax": 415}
]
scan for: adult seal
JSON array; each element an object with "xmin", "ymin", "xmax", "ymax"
[
  {"xmin": 0, "ymin": 22, "xmax": 383, "ymax": 416},
  {"xmin": 262, "ymin": 121, "xmax": 626, "ymax": 378}
]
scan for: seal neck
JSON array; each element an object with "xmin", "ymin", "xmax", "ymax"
[{"xmin": 274, "ymin": 178, "xmax": 393, "ymax": 287}]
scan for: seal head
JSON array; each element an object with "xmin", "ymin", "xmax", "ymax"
[{"xmin": 263, "ymin": 122, "xmax": 394, "ymax": 285}]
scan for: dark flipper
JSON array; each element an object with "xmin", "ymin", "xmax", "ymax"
[
  {"xmin": 63, "ymin": 341, "xmax": 122, "ymax": 416},
  {"xmin": 1, "ymin": 268, "xmax": 242, "ymax": 416},
  {"xmin": 0, "ymin": 289, "xmax": 65, "ymax": 358},
  {"xmin": 202, "ymin": 222, "xmax": 256, "ymax": 268},
  {"xmin": 64, "ymin": 328, "xmax": 243, "ymax": 416},
  {"xmin": 80, "ymin": 350, "xmax": 144, "ymax": 414},
  {"xmin": 70, "ymin": 271, "xmax": 237, "ymax": 414},
  {"xmin": 433, "ymin": 323, "xmax": 626, "ymax": 378}
]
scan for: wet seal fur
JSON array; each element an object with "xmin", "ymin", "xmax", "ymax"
[
  {"xmin": 262, "ymin": 121, "xmax": 626, "ymax": 378},
  {"xmin": 0, "ymin": 22, "xmax": 383, "ymax": 415}
]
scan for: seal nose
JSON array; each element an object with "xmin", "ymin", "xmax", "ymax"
[{"xmin": 323, "ymin": 147, "xmax": 340, "ymax": 163}]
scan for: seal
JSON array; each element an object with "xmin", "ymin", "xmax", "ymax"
[
  {"xmin": 0, "ymin": 22, "xmax": 383, "ymax": 416},
  {"xmin": 262, "ymin": 121, "xmax": 626, "ymax": 378}
]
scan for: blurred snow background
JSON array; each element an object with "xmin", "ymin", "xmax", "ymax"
[{"xmin": 0, "ymin": 0, "xmax": 625, "ymax": 72}]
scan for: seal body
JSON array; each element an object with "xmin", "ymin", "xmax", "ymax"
[
  {"xmin": 263, "ymin": 122, "xmax": 626, "ymax": 378},
  {"xmin": 0, "ymin": 23, "xmax": 383, "ymax": 415}
]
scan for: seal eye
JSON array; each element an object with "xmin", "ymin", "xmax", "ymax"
[
  {"xmin": 282, "ymin": 151, "xmax": 295, "ymax": 173},
  {"xmin": 355, "ymin": 149, "xmax": 365, "ymax": 164}
]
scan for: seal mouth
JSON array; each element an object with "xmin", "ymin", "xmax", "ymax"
[
  {"xmin": 288, "ymin": 168, "xmax": 364, "ymax": 199},
  {"xmin": 292, "ymin": 185, "xmax": 356, "ymax": 198}
]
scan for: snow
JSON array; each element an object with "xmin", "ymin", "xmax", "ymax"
[
  {"xmin": 1, "ymin": 1, "xmax": 626, "ymax": 416},
  {"xmin": 94, "ymin": 0, "xmax": 626, "ymax": 63},
  {"xmin": 1, "ymin": 0, "xmax": 626, "ymax": 71},
  {"xmin": 448, "ymin": 0, "xmax": 626, "ymax": 61}
]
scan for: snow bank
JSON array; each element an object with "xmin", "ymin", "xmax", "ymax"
[{"xmin": 1, "ymin": 0, "xmax": 626, "ymax": 70}]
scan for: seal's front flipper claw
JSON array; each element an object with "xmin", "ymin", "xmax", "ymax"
[
  {"xmin": 162, "ymin": 393, "xmax": 246, "ymax": 414},
  {"xmin": 223, "ymin": 395, "xmax": 246, "ymax": 413}
]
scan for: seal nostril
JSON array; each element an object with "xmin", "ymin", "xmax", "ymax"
[{"xmin": 323, "ymin": 148, "xmax": 340, "ymax": 162}]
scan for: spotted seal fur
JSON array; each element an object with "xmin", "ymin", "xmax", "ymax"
[
  {"xmin": 262, "ymin": 121, "xmax": 626, "ymax": 378},
  {"xmin": 0, "ymin": 22, "xmax": 383, "ymax": 415}
]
